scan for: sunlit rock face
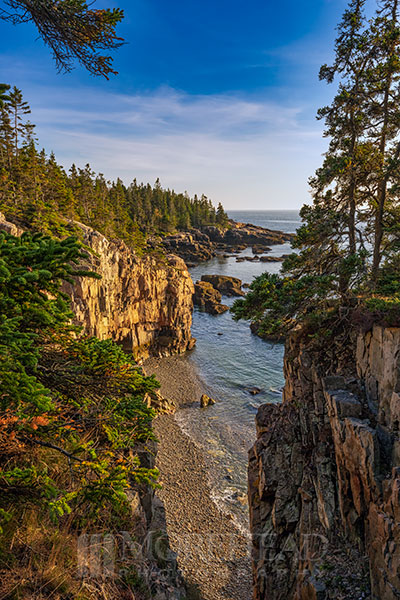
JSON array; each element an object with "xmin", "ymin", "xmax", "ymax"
[
  {"xmin": 62, "ymin": 222, "xmax": 195, "ymax": 359},
  {"xmin": 0, "ymin": 214, "xmax": 195, "ymax": 359},
  {"xmin": 249, "ymin": 325, "xmax": 400, "ymax": 600}
]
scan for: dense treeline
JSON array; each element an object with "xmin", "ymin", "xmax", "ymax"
[
  {"xmin": 233, "ymin": 0, "xmax": 400, "ymax": 337},
  {"xmin": 0, "ymin": 84, "xmax": 229, "ymax": 250}
]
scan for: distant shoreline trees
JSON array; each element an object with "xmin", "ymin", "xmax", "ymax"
[{"xmin": 0, "ymin": 86, "xmax": 229, "ymax": 249}]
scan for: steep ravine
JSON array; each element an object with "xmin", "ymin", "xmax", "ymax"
[{"xmin": 249, "ymin": 325, "xmax": 400, "ymax": 600}]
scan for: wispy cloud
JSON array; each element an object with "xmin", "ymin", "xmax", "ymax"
[{"xmin": 23, "ymin": 85, "xmax": 325, "ymax": 209}]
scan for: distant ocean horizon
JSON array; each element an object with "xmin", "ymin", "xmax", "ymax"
[{"xmin": 227, "ymin": 209, "xmax": 301, "ymax": 235}]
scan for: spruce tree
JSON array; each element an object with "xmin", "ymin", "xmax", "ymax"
[
  {"xmin": 365, "ymin": 0, "xmax": 400, "ymax": 283},
  {"xmin": 7, "ymin": 86, "xmax": 31, "ymax": 162}
]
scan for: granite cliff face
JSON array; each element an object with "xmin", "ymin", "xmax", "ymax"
[
  {"xmin": 0, "ymin": 213, "xmax": 195, "ymax": 359},
  {"xmin": 63, "ymin": 222, "xmax": 195, "ymax": 359},
  {"xmin": 249, "ymin": 325, "xmax": 400, "ymax": 600}
]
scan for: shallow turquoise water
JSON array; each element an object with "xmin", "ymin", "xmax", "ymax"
[{"xmin": 176, "ymin": 210, "xmax": 301, "ymax": 526}]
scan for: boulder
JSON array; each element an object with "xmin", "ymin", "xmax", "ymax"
[
  {"xmin": 200, "ymin": 394, "xmax": 216, "ymax": 408},
  {"xmin": 193, "ymin": 281, "xmax": 229, "ymax": 315},
  {"xmin": 144, "ymin": 390, "xmax": 176, "ymax": 414},
  {"xmin": 201, "ymin": 274, "xmax": 244, "ymax": 297},
  {"xmin": 249, "ymin": 387, "xmax": 262, "ymax": 395}
]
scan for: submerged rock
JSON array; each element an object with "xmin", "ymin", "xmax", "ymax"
[
  {"xmin": 200, "ymin": 394, "xmax": 216, "ymax": 408},
  {"xmin": 248, "ymin": 387, "xmax": 262, "ymax": 395}
]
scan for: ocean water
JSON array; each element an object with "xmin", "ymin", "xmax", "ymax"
[{"xmin": 176, "ymin": 210, "xmax": 302, "ymax": 528}]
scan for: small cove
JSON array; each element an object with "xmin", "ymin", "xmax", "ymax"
[{"xmin": 175, "ymin": 210, "xmax": 301, "ymax": 528}]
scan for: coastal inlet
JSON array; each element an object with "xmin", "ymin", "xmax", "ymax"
[{"xmin": 176, "ymin": 210, "xmax": 301, "ymax": 527}]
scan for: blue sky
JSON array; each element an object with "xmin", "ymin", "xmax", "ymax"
[{"xmin": 0, "ymin": 0, "xmax": 374, "ymax": 209}]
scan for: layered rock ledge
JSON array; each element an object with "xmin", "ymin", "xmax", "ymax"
[
  {"xmin": 249, "ymin": 325, "xmax": 400, "ymax": 600},
  {"xmin": 162, "ymin": 221, "xmax": 293, "ymax": 264},
  {"xmin": 0, "ymin": 214, "xmax": 195, "ymax": 360}
]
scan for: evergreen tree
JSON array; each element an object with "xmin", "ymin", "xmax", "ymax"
[
  {"xmin": 0, "ymin": 83, "xmax": 10, "ymax": 107},
  {"xmin": 0, "ymin": 85, "xmax": 228, "ymax": 248},
  {"xmin": 7, "ymin": 86, "xmax": 31, "ymax": 162},
  {"xmin": 232, "ymin": 0, "xmax": 400, "ymax": 337},
  {"xmin": 0, "ymin": 1, "xmax": 124, "ymax": 78},
  {"xmin": 216, "ymin": 202, "xmax": 229, "ymax": 227},
  {"xmin": 365, "ymin": 0, "xmax": 400, "ymax": 282}
]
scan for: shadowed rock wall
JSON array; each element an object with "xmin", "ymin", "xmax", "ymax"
[{"xmin": 249, "ymin": 325, "xmax": 400, "ymax": 600}]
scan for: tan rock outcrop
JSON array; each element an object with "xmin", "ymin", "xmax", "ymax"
[
  {"xmin": 249, "ymin": 325, "xmax": 400, "ymax": 600},
  {"xmin": 193, "ymin": 280, "xmax": 229, "ymax": 314},
  {"xmin": 62, "ymin": 222, "xmax": 195, "ymax": 359},
  {"xmin": 0, "ymin": 214, "xmax": 195, "ymax": 359},
  {"xmin": 201, "ymin": 274, "xmax": 244, "ymax": 297},
  {"xmin": 0, "ymin": 212, "xmax": 24, "ymax": 236}
]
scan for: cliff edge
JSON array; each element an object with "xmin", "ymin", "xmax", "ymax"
[{"xmin": 249, "ymin": 325, "xmax": 400, "ymax": 600}]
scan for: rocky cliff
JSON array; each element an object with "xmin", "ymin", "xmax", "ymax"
[
  {"xmin": 249, "ymin": 325, "xmax": 400, "ymax": 600},
  {"xmin": 0, "ymin": 213, "xmax": 195, "ymax": 359},
  {"xmin": 62, "ymin": 222, "xmax": 195, "ymax": 359}
]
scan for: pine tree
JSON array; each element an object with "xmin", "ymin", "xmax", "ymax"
[
  {"xmin": 7, "ymin": 86, "xmax": 31, "ymax": 162},
  {"xmin": 232, "ymin": 0, "xmax": 400, "ymax": 336},
  {"xmin": 216, "ymin": 202, "xmax": 229, "ymax": 228},
  {"xmin": 0, "ymin": 83, "xmax": 10, "ymax": 107},
  {"xmin": 365, "ymin": 0, "xmax": 400, "ymax": 283}
]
